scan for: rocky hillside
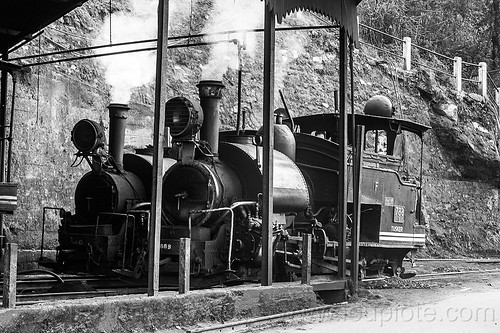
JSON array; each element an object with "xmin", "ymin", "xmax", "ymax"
[{"xmin": 5, "ymin": 0, "xmax": 500, "ymax": 258}]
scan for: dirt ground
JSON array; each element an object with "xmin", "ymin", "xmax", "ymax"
[{"xmin": 258, "ymin": 259, "xmax": 500, "ymax": 332}]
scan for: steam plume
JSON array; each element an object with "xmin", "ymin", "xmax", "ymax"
[
  {"xmin": 94, "ymin": 0, "xmax": 158, "ymax": 103},
  {"xmin": 201, "ymin": 0, "xmax": 264, "ymax": 80}
]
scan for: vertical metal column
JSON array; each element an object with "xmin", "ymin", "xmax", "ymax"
[
  {"xmin": 0, "ymin": 54, "xmax": 7, "ymax": 252},
  {"xmin": 351, "ymin": 125, "xmax": 365, "ymax": 294},
  {"xmin": 349, "ymin": 38, "xmax": 357, "ymax": 290},
  {"xmin": 179, "ymin": 238, "xmax": 190, "ymax": 294},
  {"xmin": 301, "ymin": 233, "xmax": 312, "ymax": 285},
  {"xmin": 0, "ymin": 54, "xmax": 7, "ymax": 183},
  {"xmin": 148, "ymin": 0, "xmax": 169, "ymax": 297},
  {"xmin": 2, "ymin": 243, "xmax": 17, "ymax": 308},
  {"xmin": 337, "ymin": 25, "xmax": 348, "ymax": 279},
  {"xmin": 261, "ymin": 4, "xmax": 275, "ymax": 286},
  {"xmin": 236, "ymin": 44, "xmax": 243, "ymax": 135}
]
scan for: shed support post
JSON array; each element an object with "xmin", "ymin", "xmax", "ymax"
[
  {"xmin": 261, "ymin": 2, "xmax": 275, "ymax": 287},
  {"xmin": 351, "ymin": 125, "xmax": 365, "ymax": 295},
  {"xmin": 0, "ymin": 54, "xmax": 8, "ymax": 254},
  {"xmin": 301, "ymin": 233, "xmax": 312, "ymax": 285},
  {"xmin": 2, "ymin": 243, "xmax": 17, "ymax": 308},
  {"xmin": 179, "ymin": 238, "xmax": 190, "ymax": 294},
  {"xmin": 149, "ymin": 0, "xmax": 169, "ymax": 297},
  {"xmin": 338, "ymin": 24, "xmax": 348, "ymax": 280},
  {"xmin": 453, "ymin": 57, "xmax": 462, "ymax": 93},
  {"xmin": 403, "ymin": 37, "xmax": 411, "ymax": 71}
]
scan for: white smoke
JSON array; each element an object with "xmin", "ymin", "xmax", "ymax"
[
  {"xmin": 275, "ymin": 32, "xmax": 306, "ymax": 91},
  {"xmin": 94, "ymin": 0, "xmax": 159, "ymax": 103},
  {"xmin": 201, "ymin": 0, "xmax": 264, "ymax": 80}
]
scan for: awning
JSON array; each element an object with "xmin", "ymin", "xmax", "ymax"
[
  {"xmin": 0, "ymin": 0, "xmax": 89, "ymax": 55},
  {"xmin": 264, "ymin": 0, "xmax": 362, "ymax": 43}
]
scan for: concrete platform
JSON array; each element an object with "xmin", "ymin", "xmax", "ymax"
[{"xmin": 0, "ymin": 281, "xmax": 347, "ymax": 333}]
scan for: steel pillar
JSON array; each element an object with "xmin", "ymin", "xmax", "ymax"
[{"xmin": 261, "ymin": 3, "xmax": 275, "ymax": 286}]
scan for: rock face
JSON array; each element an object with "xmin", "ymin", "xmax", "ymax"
[
  {"xmin": 5, "ymin": 2, "xmax": 500, "ymax": 258},
  {"xmin": 417, "ymin": 68, "xmax": 500, "ymax": 185},
  {"xmin": 422, "ymin": 178, "xmax": 500, "ymax": 257},
  {"xmin": 415, "ymin": 68, "xmax": 500, "ymax": 256}
]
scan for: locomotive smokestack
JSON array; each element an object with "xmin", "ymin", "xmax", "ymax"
[
  {"xmin": 197, "ymin": 80, "xmax": 225, "ymax": 156},
  {"xmin": 107, "ymin": 103, "xmax": 129, "ymax": 172}
]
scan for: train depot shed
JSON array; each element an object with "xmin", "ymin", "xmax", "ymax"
[{"xmin": 0, "ymin": 0, "xmax": 384, "ymax": 331}]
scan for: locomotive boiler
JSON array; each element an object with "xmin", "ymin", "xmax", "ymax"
[
  {"xmin": 56, "ymin": 103, "xmax": 176, "ymax": 272},
  {"xmin": 53, "ymin": 79, "xmax": 429, "ymax": 282},
  {"xmin": 158, "ymin": 80, "xmax": 311, "ymax": 280}
]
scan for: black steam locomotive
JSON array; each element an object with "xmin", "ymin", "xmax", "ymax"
[{"xmin": 52, "ymin": 80, "xmax": 429, "ymax": 282}]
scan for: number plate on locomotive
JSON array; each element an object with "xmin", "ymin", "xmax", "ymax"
[
  {"xmin": 393, "ymin": 205, "xmax": 405, "ymax": 223},
  {"xmin": 160, "ymin": 241, "xmax": 179, "ymax": 254}
]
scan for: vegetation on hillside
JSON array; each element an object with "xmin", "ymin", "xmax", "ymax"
[{"xmin": 359, "ymin": 0, "xmax": 499, "ymax": 71}]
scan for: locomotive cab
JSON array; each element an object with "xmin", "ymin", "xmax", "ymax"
[{"xmin": 292, "ymin": 98, "xmax": 429, "ymax": 277}]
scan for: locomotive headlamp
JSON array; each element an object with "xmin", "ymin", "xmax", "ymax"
[
  {"xmin": 71, "ymin": 119, "xmax": 106, "ymax": 154},
  {"xmin": 165, "ymin": 97, "xmax": 203, "ymax": 139}
]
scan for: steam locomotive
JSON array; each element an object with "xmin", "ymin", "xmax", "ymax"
[{"xmin": 52, "ymin": 80, "xmax": 429, "ymax": 282}]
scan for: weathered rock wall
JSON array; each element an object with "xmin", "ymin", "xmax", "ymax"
[
  {"xmin": 4, "ymin": 2, "xmax": 130, "ymax": 248},
  {"xmin": 6, "ymin": 58, "xmax": 109, "ymax": 249},
  {"xmin": 422, "ymin": 177, "xmax": 500, "ymax": 257}
]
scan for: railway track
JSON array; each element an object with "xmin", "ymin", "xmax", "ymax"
[
  {"xmin": 203, "ymin": 263, "xmax": 500, "ymax": 333},
  {"xmin": 359, "ymin": 268, "xmax": 500, "ymax": 283},
  {"xmin": 360, "ymin": 257, "xmax": 500, "ymax": 283},
  {"xmin": 0, "ymin": 270, "xmax": 167, "ymax": 306},
  {"xmin": 410, "ymin": 268, "xmax": 500, "ymax": 282},
  {"xmin": 4, "ymin": 258, "xmax": 500, "ymax": 306},
  {"xmin": 185, "ymin": 304, "xmax": 341, "ymax": 333}
]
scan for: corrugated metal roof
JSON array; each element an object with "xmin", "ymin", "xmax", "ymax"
[{"xmin": 0, "ymin": 0, "xmax": 89, "ymax": 55}]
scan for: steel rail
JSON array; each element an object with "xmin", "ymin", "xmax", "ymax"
[
  {"xmin": 185, "ymin": 304, "xmax": 340, "ymax": 333},
  {"xmin": 409, "ymin": 258, "xmax": 500, "ymax": 262},
  {"xmin": 360, "ymin": 269, "xmax": 500, "ymax": 284},
  {"xmin": 411, "ymin": 269, "xmax": 500, "ymax": 282}
]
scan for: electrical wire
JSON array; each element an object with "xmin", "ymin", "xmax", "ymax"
[
  {"xmin": 36, "ymin": 35, "xmax": 41, "ymax": 124},
  {"xmin": 109, "ymin": 0, "xmax": 112, "ymax": 45},
  {"xmin": 188, "ymin": 0, "xmax": 194, "ymax": 44}
]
